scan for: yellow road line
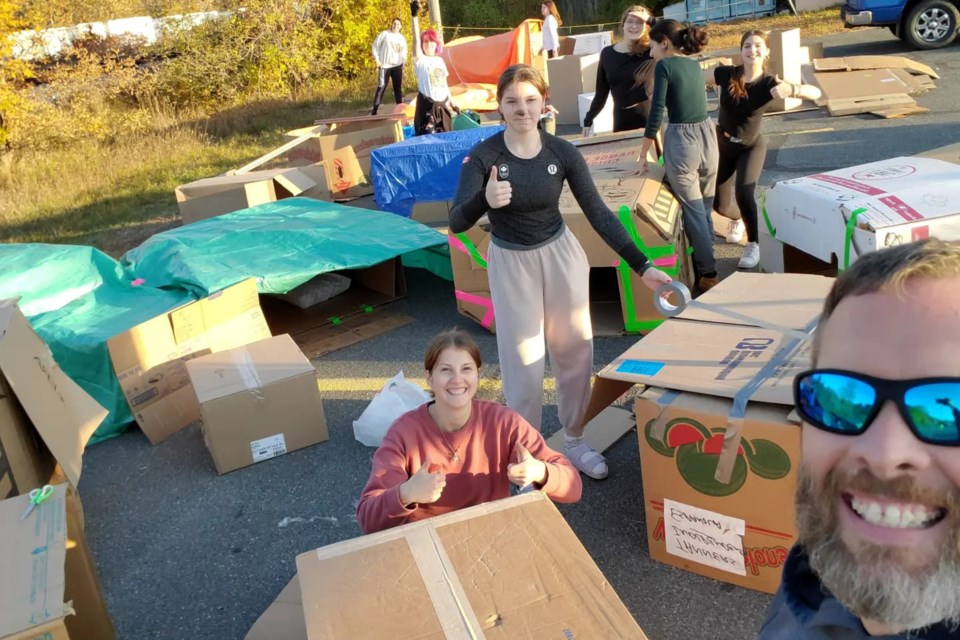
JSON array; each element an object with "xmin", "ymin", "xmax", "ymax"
[
  {"xmin": 788, "ymin": 127, "xmax": 835, "ymax": 135},
  {"xmin": 319, "ymin": 377, "xmax": 557, "ymax": 393}
]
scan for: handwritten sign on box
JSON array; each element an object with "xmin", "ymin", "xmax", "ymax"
[{"xmin": 663, "ymin": 498, "xmax": 746, "ymax": 576}]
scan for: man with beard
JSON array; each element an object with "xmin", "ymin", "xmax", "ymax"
[{"xmin": 759, "ymin": 238, "xmax": 960, "ymax": 639}]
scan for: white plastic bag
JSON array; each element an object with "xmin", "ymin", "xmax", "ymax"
[{"xmin": 352, "ymin": 371, "xmax": 431, "ymax": 447}]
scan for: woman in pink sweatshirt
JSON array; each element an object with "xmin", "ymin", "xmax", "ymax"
[{"xmin": 357, "ymin": 329, "xmax": 582, "ymax": 533}]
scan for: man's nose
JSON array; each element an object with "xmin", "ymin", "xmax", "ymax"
[{"xmin": 849, "ymin": 401, "xmax": 932, "ymax": 479}]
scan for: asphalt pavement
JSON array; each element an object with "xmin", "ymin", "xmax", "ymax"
[{"xmin": 76, "ymin": 27, "xmax": 960, "ymax": 640}]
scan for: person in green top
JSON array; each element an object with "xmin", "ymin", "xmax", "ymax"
[{"xmin": 638, "ymin": 19, "xmax": 719, "ymax": 292}]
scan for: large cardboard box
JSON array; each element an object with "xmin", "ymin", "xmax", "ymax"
[
  {"xmin": 107, "ymin": 278, "xmax": 273, "ymax": 445},
  {"xmin": 175, "ymin": 166, "xmax": 329, "ymax": 225},
  {"xmin": 185, "ymin": 334, "xmax": 328, "ymax": 475},
  {"xmin": 0, "ymin": 301, "xmax": 114, "ymax": 639},
  {"xmin": 1, "ymin": 484, "xmax": 71, "ymax": 640},
  {"xmin": 449, "ymin": 132, "xmax": 692, "ymax": 336},
  {"xmin": 295, "ymin": 493, "xmax": 648, "ymax": 639},
  {"xmin": 578, "ymin": 91, "xmax": 612, "ymax": 133},
  {"xmin": 280, "ymin": 119, "xmax": 405, "ymax": 199},
  {"xmin": 585, "ymin": 273, "xmax": 834, "ymax": 593},
  {"xmin": 557, "ymin": 31, "xmax": 613, "ymax": 56},
  {"xmin": 545, "ymin": 54, "xmax": 599, "ymax": 125},
  {"xmin": 763, "ymin": 156, "xmax": 960, "ymax": 271},
  {"xmin": 766, "ymin": 29, "xmax": 802, "ymax": 113}
]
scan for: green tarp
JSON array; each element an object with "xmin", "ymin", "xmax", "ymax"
[
  {"xmin": 0, "ymin": 244, "xmax": 192, "ymax": 443},
  {"xmin": 3, "ymin": 200, "xmax": 449, "ymax": 443},
  {"xmin": 122, "ymin": 197, "xmax": 447, "ymax": 296}
]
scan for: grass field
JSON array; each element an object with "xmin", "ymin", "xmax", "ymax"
[{"xmin": 0, "ymin": 7, "xmax": 846, "ymax": 256}]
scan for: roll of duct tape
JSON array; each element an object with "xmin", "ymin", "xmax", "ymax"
[{"xmin": 652, "ymin": 282, "xmax": 814, "ymax": 342}]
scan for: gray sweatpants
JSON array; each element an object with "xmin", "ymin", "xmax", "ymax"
[
  {"xmin": 487, "ymin": 228, "xmax": 593, "ymax": 436},
  {"xmin": 663, "ymin": 119, "xmax": 719, "ymax": 276}
]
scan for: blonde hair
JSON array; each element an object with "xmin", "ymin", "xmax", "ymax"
[{"xmin": 813, "ymin": 239, "xmax": 960, "ymax": 363}]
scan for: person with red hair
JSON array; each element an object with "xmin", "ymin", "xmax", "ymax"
[{"xmin": 411, "ymin": 18, "xmax": 458, "ymax": 135}]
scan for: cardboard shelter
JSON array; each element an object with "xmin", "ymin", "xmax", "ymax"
[
  {"xmin": 175, "ymin": 166, "xmax": 330, "ymax": 225},
  {"xmin": 450, "ymin": 131, "xmax": 693, "ymax": 336},
  {"xmin": 546, "ymin": 53, "xmax": 599, "ymax": 126},
  {"xmin": 293, "ymin": 493, "xmax": 648, "ymax": 639},
  {"xmin": 0, "ymin": 299, "xmax": 115, "ymax": 639},
  {"xmin": 185, "ymin": 334, "xmax": 328, "ymax": 475},
  {"xmin": 583, "ymin": 272, "xmax": 834, "ymax": 593},
  {"xmin": 761, "ymin": 155, "xmax": 960, "ymax": 274}
]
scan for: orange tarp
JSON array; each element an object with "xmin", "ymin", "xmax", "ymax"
[{"xmin": 441, "ymin": 19, "xmax": 543, "ymax": 85}]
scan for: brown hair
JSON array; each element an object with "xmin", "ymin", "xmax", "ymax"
[
  {"xmin": 729, "ymin": 30, "xmax": 768, "ymax": 101},
  {"xmin": 648, "ymin": 18, "xmax": 707, "ymax": 55},
  {"xmin": 620, "ymin": 5, "xmax": 652, "ymax": 54},
  {"xmin": 542, "ymin": 1, "xmax": 563, "ymax": 26},
  {"xmin": 813, "ymin": 239, "xmax": 960, "ymax": 364},
  {"xmin": 424, "ymin": 329, "xmax": 482, "ymax": 372},
  {"xmin": 496, "ymin": 63, "xmax": 548, "ymax": 102}
]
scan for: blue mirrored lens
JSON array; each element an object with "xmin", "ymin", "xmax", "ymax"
[
  {"xmin": 798, "ymin": 373, "xmax": 876, "ymax": 433},
  {"xmin": 904, "ymin": 383, "xmax": 960, "ymax": 443}
]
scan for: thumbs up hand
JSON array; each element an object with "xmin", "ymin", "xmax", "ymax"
[
  {"xmin": 399, "ymin": 457, "xmax": 446, "ymax": 506},
  {"xmin": 507, "ymin": 443, "xmax": 547, "ymax": 488},
  {"xmin": 771, "ymin": 76, "xmax": 794, "ymax": 100},
  {"xmin": 485, "ymin": 165, "xmax": 512, "ymax": 209}
]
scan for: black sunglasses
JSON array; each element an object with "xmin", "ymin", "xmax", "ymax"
[{"xmin": 794, "ymin": 369, "xmax": 960, "ymax": 446}]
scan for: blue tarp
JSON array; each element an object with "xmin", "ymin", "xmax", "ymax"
[
  {"xmin": 122, "ymin": 198, "xmax": 447, "ymax": 297},
  {"xmin": 0, "ymin": 244, "xmax": 193, "ymax": 443},
  {"xmin": 371, "ymin": 126, "xmax": 504, "ymax": 218}
]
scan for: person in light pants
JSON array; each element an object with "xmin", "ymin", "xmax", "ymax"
[
  {"xmin": 450, "ymin": 64, "xmax": 672, "ymax": 480},
  {"xmin": 370, "ymin": 18, "xmax": 408, "ymax": 116}
]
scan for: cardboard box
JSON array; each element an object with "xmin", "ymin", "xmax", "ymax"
[
  {"xmin": 546, "ymin": 54, "xmax": 599, "ymax": 125},
  {"xmin": 261, "ymin": 257, "xmax": 411, "ymax": 360},
  {"xmin": 1, "ymin": 484, "xmax": 71, "ymax": 640},
  {"xmin": 175, "ymin": 167, "xmax": 329, "ymax": 225},
  {"xmin": 763, "ymin": 156, "xmax": 960, "ymax": 270},
  {"xmin": 579, "ymin": 91, "xmax": 613, "ymax": 132},
  {"xmin": 107, "ymin": 278, "xmax": 273, "ymax": 445},
  {"xmin": 0, "ymin": 300, "xmax": 106, "ymax": 500},
  {"xmin": 245, "ymin": 576, "xmax": 306, "ymax": 640},
  {"xmin": 636, "ymin": 388, "xmax": 799, "ymax": 594},
  {"xmin": 185, "ymin": 334, "xmax": 328, "ymax": 475},
  {"xmin": 449, "ymin": 132, "xmax": 692, "ymax": 336},
  {"xmin": 411, "ymin": 199, "xmax": 451, "ymax": 225},
  {"xmin": 295, "ymin": 493, "xmax": 648, "ymax": 639},
  {"xmin": 766, "ymin": 29, "xmax": 802, "ymax": 113},
  {"xmin": 557, "ymin": 31, "xmax": 613, "ymax": 56},
  {"xmin": 583, "ymin": 273, "xmax": 834, "ymax": 593},
  {"xmin": 0, "ymin": 301, "xmax": 115, "ymax": 640},
  {"xmin": 280, "ymin": 119, "xmax": 405, "ymax": 199}
]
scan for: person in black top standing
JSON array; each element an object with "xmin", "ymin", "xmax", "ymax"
[
  {"xmin": 582, "ymin": 5, "xmax": 656, "ymax": 136},
  {"xmin": 706, "ymin": 30, "xmax": 821, "ymax": 269},
  {"xmin": 450, "ymin": 64, "xmax": 672, "ymax": 481}
]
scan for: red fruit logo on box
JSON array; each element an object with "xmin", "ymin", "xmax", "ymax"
[{"xmin": 644, "ymin": 417, "xmax": 791, "ymax": 497}]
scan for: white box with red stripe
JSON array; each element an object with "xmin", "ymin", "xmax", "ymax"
[{"xmin": 763, "ymin": 157, "xmax": 960, "ymax": 269}]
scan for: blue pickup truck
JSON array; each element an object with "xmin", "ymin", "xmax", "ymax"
[{"xmin": 842, "ymin": 0, "xmax": 959, "ymax": 48}]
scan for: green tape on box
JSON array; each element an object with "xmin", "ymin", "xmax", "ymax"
[
  {"xmin": 760, "ymin": 192, "xmax": 776, "ymax": 238},
  {"xmin": 842, "ymin": 207, "xmax": 867, "ymax": 271},
  {"xmin": 616, "ymin": 205, "xmax": 684, "ymax": 333},
  {"xmin": 455, "ymin": 232, "xmax": 488, "ymax": 269}
]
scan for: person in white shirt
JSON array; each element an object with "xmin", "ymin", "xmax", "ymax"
[
  {"xmin": 411, "ymin": 19, "xmax": 458, "ymax": 135},
  {"xmin": 539, "ymin": 1, "xmax": 562, "ymax": 58},
  {"xmin": 371, "ymin": 18, "xmax": 408, "ymax": 116}
]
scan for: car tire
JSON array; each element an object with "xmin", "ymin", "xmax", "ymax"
[{"xmin": 903, "ymin": 0, "xmax": 960, "ymax": 49}]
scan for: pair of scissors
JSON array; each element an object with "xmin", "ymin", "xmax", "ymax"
[{"xmin": 19, "ymin": 485, "xmax": 55, "ymax": 521}]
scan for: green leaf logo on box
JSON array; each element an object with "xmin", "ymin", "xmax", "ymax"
[{"xmin": 644, "ymin": 417, "xmax": 791, "ymax": 497}]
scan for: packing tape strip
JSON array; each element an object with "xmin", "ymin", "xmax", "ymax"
[
  {"xmin": 455, "ymin": 290, "xmax": 494, "ymax": 329},
  {"xmin": 231, "ymin": 348, "xmax": 263, "ymax": 391},
  {"xmin": 653, "ymin": 282, "xmax": 813, "ymax": 343}
]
